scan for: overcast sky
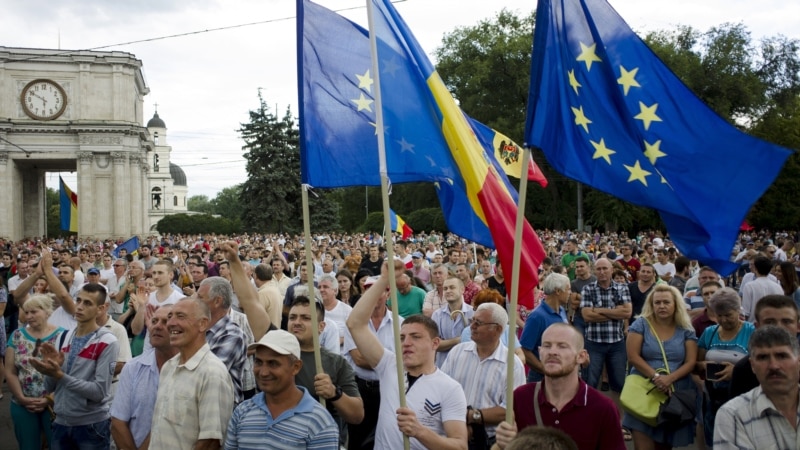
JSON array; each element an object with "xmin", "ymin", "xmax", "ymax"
[{"xmin": 2, "ymin": 0, "xmax": 797, "ymax": 198}]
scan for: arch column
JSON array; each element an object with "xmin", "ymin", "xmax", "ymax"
[
  {"xmin": 130, "ymin": 154, "xmax": 144, "ymax": 236},
  {"xmin": 112, "ymin": 152, "xmax": 130, "ymax": 236},
  {"xmin": 77, "ymin": 151, "xmax": 94, "ymax": 237}
]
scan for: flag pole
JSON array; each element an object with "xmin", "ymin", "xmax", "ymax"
[
  {"xmin": 301, "ymin": 184, "xmax": 325, "ymax": 408},
  {"xmin": 366, "ymin": 1, "xmax": 409, "ymax": 448},
  {"xmin": 505, "ymin": 147, "xmax": 533, "ymax": 424}
]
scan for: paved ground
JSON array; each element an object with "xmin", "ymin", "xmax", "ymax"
[{"xmin": 0, "ymin": 381, "xmax": 702, "ymax": 450}]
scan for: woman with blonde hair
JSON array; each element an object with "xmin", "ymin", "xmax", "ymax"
[
  {"xmin": 623, "ymin": 284, "xmax": 698, "ymax": 449},
  {"xmin": 4, "ymin": 294, "xmax": 67, "ymax": 450}
]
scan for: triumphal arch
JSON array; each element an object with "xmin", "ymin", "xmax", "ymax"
[{"xmin": 0, "ymin": 46, "xmax": 155, "ymax": 240}]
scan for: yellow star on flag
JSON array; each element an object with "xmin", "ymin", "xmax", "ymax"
[
  {"xmin": 356, "ymin": 70, "xmax": 374, "ymax": 93},
  {"xmin": 644, "ymin": 139, "xmax": 667, "ymax": 165},
  {"xmin": 568, "ymin": 69, "xmax": 582, "ymax": 95},
  {"xmin": 590, "ymin": 138, "xmax": 616, "ymax": 164},
  {"xmin": 369, "ymin": 121, "xmax": 389, "ymax": 135},
  {"xmin": 617, "ymin": 66, "xmax": 640, "ymax": 96},
  {"xmin": 634, "ymin": 102, "xmax": 662, "ymax": 130},
  {"xmin": 576, "ymin": 42, "xmax": 602, "ymax": 71},
  {"xmin": 571, "ymin": 106, "xmax": 592, "ymax": 133},
  {"xmin": 624, "ymin": 160, "xmax": 652, "ymax": 186},
  {"xmin": 352, "ymin": 93, "xmax": 373, "ymax": 112}
]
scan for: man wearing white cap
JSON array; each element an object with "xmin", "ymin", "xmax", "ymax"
[{"xmin": 225, "ymin": 330, "xmax": 339, "ymax": 449}]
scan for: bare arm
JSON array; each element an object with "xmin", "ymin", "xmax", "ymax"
[
  {"xmin": 399, "ymin": 413, "xmax": 467, "ymax": 450},
  {"xmin": 470, "ymin": 406, "xmax": 505, "ymax": 427},
  {"xmin": 192, "ymin": 439, "xmax": 221, "ymax": 450},
  {"xmin": 41, "ymin": 253, "xmax": 75, "ymax": 315},
  {"xmin": 348, "ymin": 348, "xmax": 372, "ymax": 370},
  {"xmin": 220, "ymin": 241, "xmax": 269, "ymax": 340},
  {"xmin": 111, "ymin": 418, "xmax": 138, "ymax": 450},
  {"xmin": 597, "ymin": 302, "xmax": 632, "ymax": 320},
  {"xmin": 12, "ymin": 266, "xmax": 42, "ymax": 300},
  {"xmin": 436, "ymin": 337, "xmax": 462, "ymax": 353},
  {"xmin": 346, "ymin": 261, "xmax": 403, "ymax": 368}
]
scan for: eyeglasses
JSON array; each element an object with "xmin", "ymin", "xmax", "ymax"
[
  {"xmin": 471, "ymin": 319, "xmax": 500, "ymax": 328},
  {"xmin": 113, "ymin": 264, "xmax": 125, "ymax": 267}
]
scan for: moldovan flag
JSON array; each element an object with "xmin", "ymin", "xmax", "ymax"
[
  {"xmin": 59, "ymin": 176, "xmax": 78, "ymax": 232},
  {"xmin": 390, "ymin": 209, "xmax": 413, "ymax": 240}
]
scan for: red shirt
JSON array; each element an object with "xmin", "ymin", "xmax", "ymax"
[{"xmin": 513, "ymin": 379, "xmax": 626, "ymax": 450}]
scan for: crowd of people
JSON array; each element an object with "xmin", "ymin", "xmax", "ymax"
[{"xmin": 1, "ymin": 228, "xmax": 799, "ymax": 450}]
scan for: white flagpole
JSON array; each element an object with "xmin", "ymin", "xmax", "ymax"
[
  {"xmin": 301, "ymin": 184, "xmax": 325, "ymax": 408},
  {"xmin": 365, "ymin": 1, "xmax": 410, "ymax": 449},
  {"xmin": 505, "ymin": 148, "xmax": 532, "ymax": 424}
]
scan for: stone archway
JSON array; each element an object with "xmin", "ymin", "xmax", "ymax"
[{"xmin": 0, "ymin": 46, "xmax": 152, "ymax": 240}]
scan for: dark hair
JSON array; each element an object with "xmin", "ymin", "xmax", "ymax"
[
  {"xmin": 753, "ymin": 256, "xmax": 774, "ymax": 276},
  {"xmin": 80, "ymin": 283, "xmax": 108, "ymax": 306},
  {"xmin": 778, "ymin": 261, "xmax": 800, "ymax": 296},
  {"xmin": 748, "ymin": 325, "xmax": 799, "ymax": 355},
  {"xmin": 192, "ymin": 263, "xmax": 209, "ymax": 275},
  {"xmin": 402, "ymin": 314, "xmax": 440, "ymax": 339},
  {"xmin": 506, "ymin": 426, "xmax": 578, "ymax": 450},
  {"xmin": 574, "ymin": 255, "xmax": 590, "ymax": 264},
  {"xmin": 254, "ymin": 264, "xmax": 273, "ymax": 282},
  {"xmin": 290, "ymin": 295, "xmax": 325, "ymax": 321},
  {"xmin": 674, "ymin": 256, "xmax": 690, "ymax": 273},
  {"xmin": 335, "ymin": 269, "xmax": 359, "ymax": 298},
  {"xmin": 754, "ymin": 294, "xmax": 799, "ymax": 322}
]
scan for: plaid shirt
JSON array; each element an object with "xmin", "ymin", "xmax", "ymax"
[
  {"xmin": 206, "ymin": 314, "xmax": 247, "ymax": 403},
  {"xmin": 580, "ymin": 281, "xmax": 631, "ymax": 343}
]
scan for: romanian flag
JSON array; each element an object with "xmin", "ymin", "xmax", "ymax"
[
  {"xmin": 297, "ymin": 0, "xmax": 546, "ymax": 296},
  {"xmin": 368, "ymin": 0, "xmax": 546, "ymax": 294},
  {"xmin": 59, "ymin": 176, "xmax": 78, "ymax": 232},
  {"xmin": 389, "ymin": 209, "xmax": 413, "ymax": 240}
]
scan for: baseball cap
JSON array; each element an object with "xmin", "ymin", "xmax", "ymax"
[
  {"xmin": 248, "ymin": 330, "xmax": 301, "ymax": 359},
  {"xmin": 87, "ymin": 268, "xmax": 100, "ymax": 275},
  {"xmin": 412, "ymin": 252, "xmax": 424, "ymax": 259}
]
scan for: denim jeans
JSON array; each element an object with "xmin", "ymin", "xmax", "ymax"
[
  {"xmin": 584, "ymin": 339, "xmax": 627, "ymax": 392},
  {"xmin": 52, "ymin": 419, "xmax": 111, "ymax": 450}
]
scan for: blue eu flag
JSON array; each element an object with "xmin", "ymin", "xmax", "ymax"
[{"xmin": 525, "ymin": 0, "xmax": 791, "ymax": 274}]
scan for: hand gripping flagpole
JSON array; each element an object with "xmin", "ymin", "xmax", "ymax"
[
  {"xmin": 301, "ymin": 183, "xmax": 325, "ymax": 408},
  {"xmin": 366, "ymin": 1, "xmax": 409, "ymax": 449},
  {"xmin": 505, "ymin": 147, "xmax": 533, "ymax": 424}
]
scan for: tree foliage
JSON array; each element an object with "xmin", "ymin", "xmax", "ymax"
[
  {"xmin": 238, "ymin": 93, "xmax": 340, "ymax": 233},
  {"xmin": 434, "ymin": 11, "xmax": 800, "ymax": 232},
  {"xmin": 156, "ymin": 214, "xmax": 240, "ymax": 235},
  {"xmin": 187, "ymin": 195, "xmax": 214, "ymax": 214}
]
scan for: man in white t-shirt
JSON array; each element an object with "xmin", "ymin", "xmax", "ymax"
[
  {"xmin": 131, "ymin": 259, "xmax": 184, "ymax": 353},
  {"xmin": 347, "ymin": 260, "xmax": 467, "ymax": 450},
  {"xmin": 652, "ymin": 249, "xmax": 676, "ymax": 283}
]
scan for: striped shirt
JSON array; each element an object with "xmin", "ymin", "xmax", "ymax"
[
  {"xmin": 580, "ymin": 281, "xmax": 631, "ymax": 343},
  {"xmin": 224, "ymin": 386, "xmax": 339, "ymax": 450},
  {"xmin": 441, "ymin": 341, "xmax": 525, "ymax": 437},
  {"xmin": 714, "ymin": 385, "xmax": 800, "ymax": 449}
]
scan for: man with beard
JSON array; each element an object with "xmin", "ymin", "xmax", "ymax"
[{"xmin": 493, "ymin": 323, "xmax": 625, "ymax": 450}]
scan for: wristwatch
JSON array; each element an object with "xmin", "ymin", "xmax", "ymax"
[
  {"xmin": 330, "ymin": 385, "xmax": 343, "ymax": 402},
  {"xmin": 472, "ymin": 409, "xmax": 482, "ymax": 423}
]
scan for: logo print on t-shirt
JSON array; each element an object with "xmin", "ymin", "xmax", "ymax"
[{"xmin": 424, "ymin": 399, "xmax": 441, "ymax": 416}]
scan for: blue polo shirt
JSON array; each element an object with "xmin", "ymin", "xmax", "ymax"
[
  {"xmin": 224, "ymin": 386, "xmax": 339, "ymax": 450},
  {"xmin": 520, "ymin": 301, "xmax": 568, "ymax": 378}
]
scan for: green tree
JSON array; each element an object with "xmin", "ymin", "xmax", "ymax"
[
  {"xmin": 211, "ymin": 184, "xmax": 244, "ymax": 221},
  {"xmin": 239, "ymin": 93, "xmax": 341, "ymax": 233},
  {"xmin": 187, "ymin": 195, "xmax": 214, "ymax": 213},
  {"xmin": 239, "ymin": 94, "xmax": 301, "ymax": 233},
  {"xmin": 435, "ymin": 11, "xmax": 800, "ymax": 232},
  {"xmin": 434, "ymin": 9, "xmax": 577, "ymax": 230}
]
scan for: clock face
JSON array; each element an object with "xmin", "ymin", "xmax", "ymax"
[{"xmin": 21, "ymin": 79, "xmax": 68, "ymax": 120}]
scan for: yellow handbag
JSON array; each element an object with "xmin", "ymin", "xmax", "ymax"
[{"xmin": 620, "ymin": 319, "xmax": 671, "ymax": 426}]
